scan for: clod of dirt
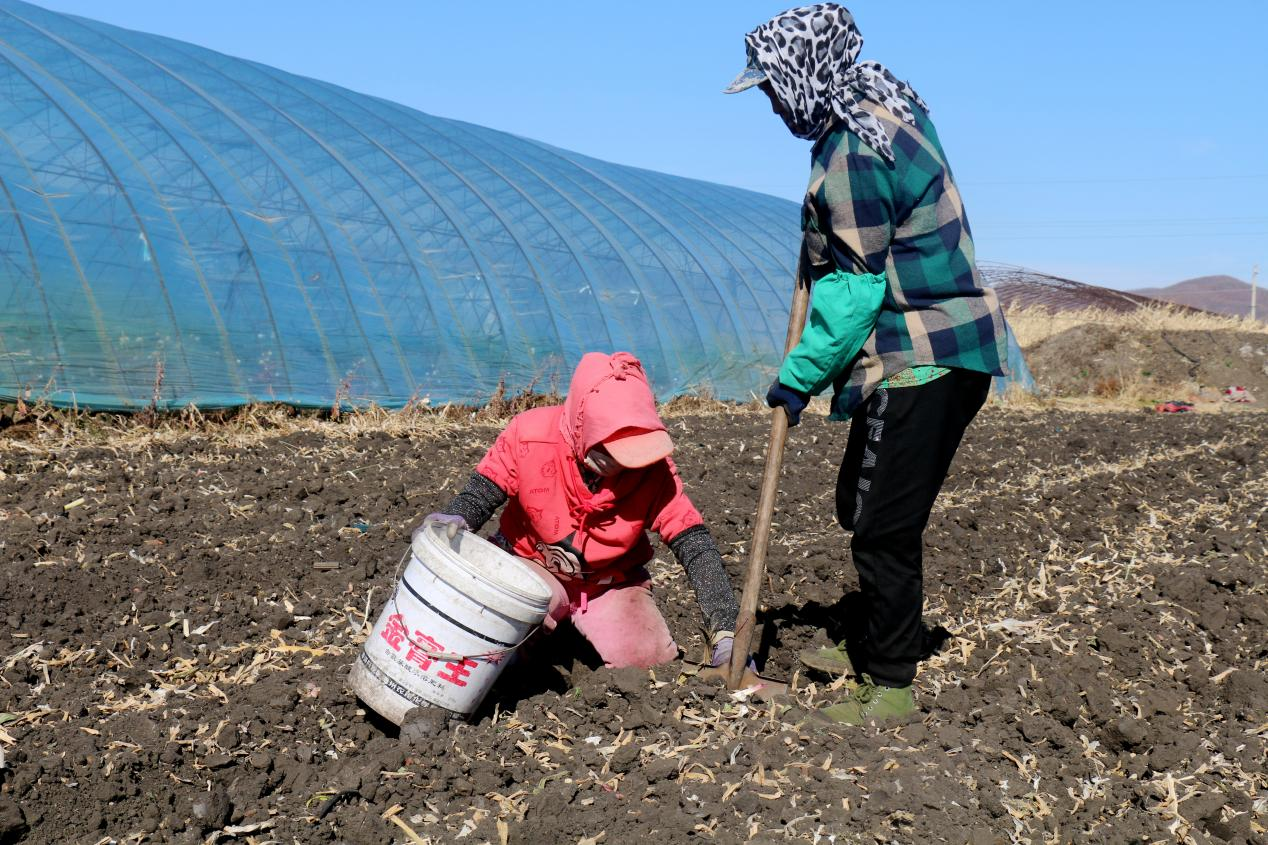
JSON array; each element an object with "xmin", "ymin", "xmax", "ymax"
[
  {"xmin": 399, "ymin": 705, "xmax": 451, "ymax": 746},
  {"xmin": 1222, "ymin": 670, "xmax": 1268, "ymax": 719},
  {"xmin": 1102, "ymin": 716, "xmax": 1148, "ymax": 752},
  {"xmin": 0, "ymin": 798, "xmax": 27, "ymax": 845},
  {"xmin": 966, "ymin": 827, "xmax": 1005, "ymax": 845},
  {"xmin": 609, "ymin": 743, "xmax": 640, "ymax": 773},
  {"xmin": 189, "ymin": 785, "xmax": 232, "ymax": 831},
  {"xmin": 608, "ymin": 666, "xmax": 646, "ymax": 698},
  {"xmin": 643, "ymin": 756, "xmax": 679, "ymax": 784}
]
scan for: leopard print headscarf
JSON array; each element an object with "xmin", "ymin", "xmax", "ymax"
[{"xmin": 744, "ymin": 4, "xmax": 927, "ymax": 162}]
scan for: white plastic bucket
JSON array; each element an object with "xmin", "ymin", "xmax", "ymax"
[{"xmin": 349, "ymin": 521, "xmax": 552, "ymax": 723}]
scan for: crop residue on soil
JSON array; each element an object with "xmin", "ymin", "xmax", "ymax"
[{"xmin": 0, "ymin": 409, "xmax": 1265, "ymax": 844}]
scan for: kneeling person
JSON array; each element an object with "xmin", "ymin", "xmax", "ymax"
[{"xmin": 423, "ymin": 352, "xmax": 739, "ymax": 670}]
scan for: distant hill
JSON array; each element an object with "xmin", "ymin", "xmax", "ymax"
[
  {"xmin": 981, "ymin": 264, "xmax": 1259, "ymax": 319},
  {"xmin": 1131, "ymin": 275, "xmax": 1257, "ymax": 318}
]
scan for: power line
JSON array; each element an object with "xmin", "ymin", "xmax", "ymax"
[
  {"xmin": 986, "ymin": 231, "xmax": 1268, "ymax": 241},
  {"xmin": 979, "ymin": 216, "xmax": 1267, "ymax": 227},
  {"xmin": 1126, "ymin": 289, "xmax": 1256, "ymax": 295},
  {"xmin": 735, "ymin": 173, "xmax": 1268, "ymax": 191},
  {"xmin": 963, "ymin": 173, "xmax": 1268, "ymax": 187}
]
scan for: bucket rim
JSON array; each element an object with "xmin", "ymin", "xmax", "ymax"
[{"xmin": 411, "ymin": 523, "xmax": 553, "ymax": 613}]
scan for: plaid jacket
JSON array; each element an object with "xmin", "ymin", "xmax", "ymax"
[{"xmin": 799, "ymin": 97, "xmax": 1008, "ymax": 418}]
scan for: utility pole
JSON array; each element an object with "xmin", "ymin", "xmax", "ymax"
[{"xmin": 1251, "ymin": 264, "xmax": 1258, "ymax": 322}]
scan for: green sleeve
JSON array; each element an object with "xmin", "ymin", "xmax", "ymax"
[{"xmin": 777, "ymin": 269, "xmax": 886, "ymax": 396}]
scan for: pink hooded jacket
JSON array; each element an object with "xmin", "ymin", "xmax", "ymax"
[{"xmin": 476, "ymin": 353, "xmax": 703, "ymax": 584}]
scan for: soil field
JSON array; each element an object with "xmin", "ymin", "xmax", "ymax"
[{"xmin": 1, "ymin": 408, "xmax": 1265, "ymax": 844}]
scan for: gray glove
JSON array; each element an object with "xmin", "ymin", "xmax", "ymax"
[{"xmin": 416, "ymin": 512, "xmax": 468, "ymax": 541}]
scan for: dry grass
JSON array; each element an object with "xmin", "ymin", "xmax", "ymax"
[
  {"xmin": 660, "ymin": 394, "xmax": 760, "ymax": 418},
  {"xmin": 5, "ymin": 386, "xmax": 1259, "ymax": 457},
  {"xmin": 1006, "ymin": 302, "xmax": 1268, "ymax": 349},
  {"xmin": 0, "ymin": 402, "xmax": 468, "ymax": 454},
  {"xmin": 1, "ymin": 375, "xmax": 573, "ymax": 452},
  {"xmin": 1, "ymin": 386, "xmax": 764, "ymax": 453}
]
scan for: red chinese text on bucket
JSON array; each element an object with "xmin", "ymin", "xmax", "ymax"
[{"xmin": 379, "ymin": 613, "xmax": 478, "ymax": 687}]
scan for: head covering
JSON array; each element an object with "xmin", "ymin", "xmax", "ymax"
[
  {"xmin": 724, "ymin": 3, "xmax": 927, "ymax": 162},
  {"xmin": 559, "ymin": 352, "xmax": 674, "ymax": 469}
]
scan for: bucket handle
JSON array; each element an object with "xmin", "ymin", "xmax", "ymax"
[{"xmin": 386, "ymin": 545, "xmax": 542, "ymax": 664}]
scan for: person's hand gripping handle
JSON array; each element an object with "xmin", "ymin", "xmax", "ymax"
[{"xmin": 415, "ymin": 512, "xmax": 468, "ymax": 541}]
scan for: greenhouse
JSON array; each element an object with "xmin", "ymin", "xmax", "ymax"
[{"xmin": 0, "ymin": 0, "xmax": 802, "ymax": 410}]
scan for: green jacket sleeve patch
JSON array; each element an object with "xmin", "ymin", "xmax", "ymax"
[{"xmin": 778, "ymin": 269, "xmax": 886, "ymax": 396}]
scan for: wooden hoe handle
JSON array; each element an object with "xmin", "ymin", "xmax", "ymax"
[{"xmin": 728, "ymin": 271, "xmax": 812, "ymax": 689}]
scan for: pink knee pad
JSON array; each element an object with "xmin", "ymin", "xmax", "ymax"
[{"xmin": 570, "ymin": 580, "xmax": 678, "ymax": 669}]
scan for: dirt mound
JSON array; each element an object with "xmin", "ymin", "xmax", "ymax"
[
  {"xmin": 1025, "ymin": 324, "xmax": 1268, "ymax": 400},
  {"xmin": 1, "ymin": 410, "xmax": 1265, "ymax": 843}
]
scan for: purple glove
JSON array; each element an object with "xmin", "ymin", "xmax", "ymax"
[
  {"xmin": 710, "ymin": 635, "xmax": 757, "ymax": 670},
  {"xmin": 416, "ymin": 512, "xmax": 468, "ymax": 541},
  {"xmin": 710, "ymin": 636, "xmax": 734, "ymax": 668}
]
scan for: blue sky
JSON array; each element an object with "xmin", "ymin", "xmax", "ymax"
[{"xmin": 35, "ymin": 1, "xmax": 1268, "ymax": 290}]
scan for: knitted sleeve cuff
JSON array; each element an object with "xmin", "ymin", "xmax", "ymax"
[
  {"xmin": 668, "ymin": 524, "xmax": 739, "ymax": 636},
  {"xmin": 442, "ymin": 472, "xmax": 508, "ymax": 533}
]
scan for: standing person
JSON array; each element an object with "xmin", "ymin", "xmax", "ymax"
[
  {"xmin": 421, "ymin": 351, "xmax": 740, "ymax": 672},
  {"xmin": 725, "ymin": 4, "xmax": 1008, "ymax": 725}
]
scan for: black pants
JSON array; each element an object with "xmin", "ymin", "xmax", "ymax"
[{"xmin": 836, "ymin": 369, "xmax": 991, "ymax": 687}]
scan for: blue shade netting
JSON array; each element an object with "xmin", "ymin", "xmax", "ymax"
[{"xmin": 0, "ymin": 0, "xmax": 803, "ymax": 411}]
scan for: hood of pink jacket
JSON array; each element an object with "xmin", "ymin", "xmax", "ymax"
[{"xmin": 559, "ymin": 352, "xmax": 666, "ymax": 460}]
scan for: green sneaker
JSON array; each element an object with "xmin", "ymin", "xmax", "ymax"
[
  {"xmin": 808, "ymin": 676, "xmax": 915, "ymax": 727},
  {"xmin": 797, "ymin": 640, "xmax": 855, "ymax": 676}
]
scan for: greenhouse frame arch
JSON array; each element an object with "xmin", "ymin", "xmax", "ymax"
[{"xmin": 0, "ymin": 0, "xmax": 802, "ymax": 410}]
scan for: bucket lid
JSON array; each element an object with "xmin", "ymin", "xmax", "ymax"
[{"xmin": 412, "ymin": 523, "xmax": 552, "ymax": 623}]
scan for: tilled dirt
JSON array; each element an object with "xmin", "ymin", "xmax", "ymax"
[{"xmin": 1, "ymin": 408, "xmax": 1265, "ymax": 844}]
